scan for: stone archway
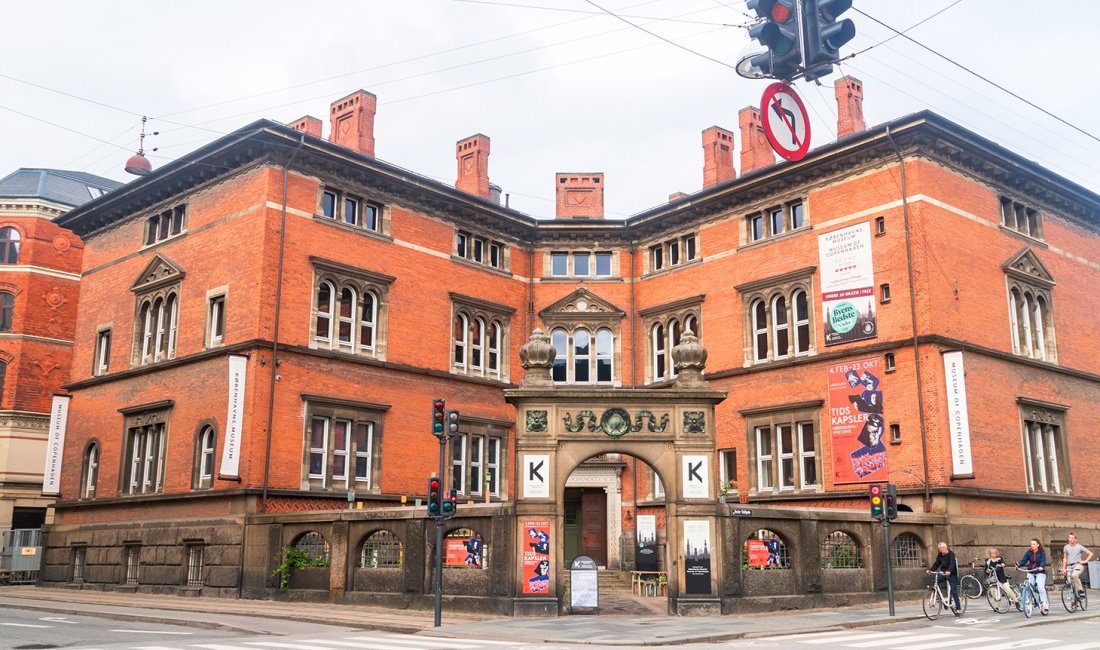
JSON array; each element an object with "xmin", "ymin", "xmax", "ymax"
[{"xmin": 506, "ymin": 329, "xmax": 726, "ymax": 616}]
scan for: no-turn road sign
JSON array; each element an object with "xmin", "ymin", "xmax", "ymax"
[{"xmin": 760, "ymin": 82, "xmax": 811, "ymax": 161}]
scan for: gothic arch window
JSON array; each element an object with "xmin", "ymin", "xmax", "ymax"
[
  {"xmin": 541, "ymin": 289, "xmax": 623, "ymax": 386},
  {"xmin": 737, "ymin": 269, "xmax": 816, "ymax": 366},
  {"xmin": 0, "ymin": 227, "xmax": 20, "ymax": 264},
  {"xmin": 1004, "ymin": 249, "xmax": 1056, "ymax": 363},
  {"xmin": 81, "ymin": 441, "xmax": 99, "ymax": 499},
  {"xmin": 641, "ymin": 297, "xmax": 702, "ymax": 383},
  {"xmin": 130, "ymin": 255, "xmax": 183, "ymax": 367},
  {"xmin": 193, "ymin": 424, "xmax": 216, "ymax": 490},
  {"xmin": 451, "ymin": 295, "xmax": 511, "ymax": 381},
  {"xmin": 310, "ymin": 261, "xmax": 391, "ymax": 360},
  {"xmin": 0, "ymin": 291, "xmax": 13, "ymax": 332}
]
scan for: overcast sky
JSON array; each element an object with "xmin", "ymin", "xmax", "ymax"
[{"xmin": 2, "ymin": 0, "xmax": 1098, "ymax": 220}]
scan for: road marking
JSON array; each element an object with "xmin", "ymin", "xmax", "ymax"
[
  {"xmin": 904, "ymin": 637, "xmax": 1003, "ymax": 650},
  {"xmin": 975, "ymin": 641, "xmax": 1060, "ymax": 650},
  {"xmin": 846, "ymin": 633, "xmax": 958, "ymax": 647},
  {"xmin": 194, "ymin": 645, "xmax": 253, "ymax": 650},
  {"xmin": 243, "ymin": 643, "xmax": 335, "ymax": 650},
  {"xmin": 380, "ymin": 635, "xmax": 516, "ymax": 647},
  {"xmin": 803, "ymin": 632, "xmax": 916, "ymax": 644},
  {"xmin": 133, "ymin": 646, "xmax": 187, "ymax": 650},
  {"xmin": 300, "ymin": 642, "xmax": 394, "ymax": 650},
  {"xmin": 1, "ymin": 622, "xmax": 53, "ymax": 628},
  {"xmin": 1054, "ymin": 644, "xmax": 1100, "ymax": 650},
  {"xmin": 753, "ymin": 631, "xmax": 860, "ymax": 642},
  {"xmin": 403, "ymin": 637, "xmax": 518, "ymax": 647},
  {"xmin": 111, "ymin": 630, "xmax": 194, "ymax": 635},
  {"xmin": 39, "ymin": 616, "xmax": 79, "ymax": 624}
]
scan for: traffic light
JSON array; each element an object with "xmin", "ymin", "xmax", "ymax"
[
  {"xmin": 445, "ymin": 409, "xmax": 461, "ymax": 439},
  {"xmin": 802, "ymin": 0, "xmax": 856, "ymax": 81},
  {"xmin": 885, "ymin": 483, "xmax": 898, "ymax": 520},
  {"xmin": 428, "ymin": 476, "xmax": 441, "ymax": 515},
  {"xmin": 746, "ymin": 0, "xmax": 801, "ymax": 81},
  {"xmin": 442, "ymin": 489, "xmax": 457, "ymax": 515},
  {"xmin": 431, "ymin": 398, "xmax": 446, "ymax": 439},
  {"xmin": 868, "ymin": 483, "xmax": 883, "ymax": 519}
]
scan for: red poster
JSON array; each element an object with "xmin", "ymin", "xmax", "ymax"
[
  {"xmin": 747, "ymin": 539, "xmax": 770, "ymax": 567},
  {"xmin": 828, "ymin": 358, "xmax": 887, "ymax": 484},
  {"xmin": 521, "ymin": 519, "xmax": 551, "ymax": 595},
  {"xmin": 444, "ymin": 534, "xmax": 483, "ymax": 567}
]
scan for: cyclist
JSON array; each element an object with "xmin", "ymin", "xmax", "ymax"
[
  {"xmin": 1062, "ymin": 533, "xmax": 1094, "ymax": 598},
  {"xmin": 927, "ymin": 541, "xmax": 962, "ymax": 615},
  {"xmin": 986, "ymin": 548, "xmax": 1017, "ymax": 601},
  {"xmin": 1017, "ymin": 538, "xmax": 1050, "ymax": 614}
]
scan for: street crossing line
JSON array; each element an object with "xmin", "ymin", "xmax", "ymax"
[
  {"xmin": 976, "ymin": 640, "xmax": 1060, "ymax": 650},
  {"xmin": 194, "ymin": 645, "xmax": 257, "ymax": 650},
  {"xmin": 845, "ymin": 632, "xmax": 958, "ymax": 647},
  {"xmin": 904, "ymin": 637, "xmax": 1002, "ymax": 650},
  {"xmin": 756, "ymin": 630, "xmax": 866, "ymax": 642},
  {"xmin": 133, "ymin": 646, "xmax": 185, "ymax": 650},
  {"xmin": 243, "ymin": 643, "xmax": 339, "ymax": 650},
  {"xmin": 803, "ymin": 632, "xmax": 917, "ymax": 644},
  {"xmin": 358, "ymin": 636, "xmax": 497, "ymax": 649},
  {"xmin": 299, "ymin": 642, "xmax": 394, "ymax": 650},
  {"xmin": 386, "ymin": 637, "xmax": 518, "ymax": 647},
  {"xmin": 1, "ymin": 622, "xmax": 53, "ymax": 628},
  {"xmin": 1054, "ymin": 644, "xmax": 1100, "ymax": 650}
]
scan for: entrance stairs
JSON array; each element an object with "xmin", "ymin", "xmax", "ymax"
[{"xmin": 563, "ymin": 569, "xmax": 667, "ymax": 615}]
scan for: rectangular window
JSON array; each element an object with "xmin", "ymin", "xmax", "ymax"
[
  {"xmin": 305, "ymin": 404, "xmax": 381, "ymax": 491},
  {"xmin": 486, "ymin": 437, "xmax": 500, "ymax": 496},
  {"xmin": 749, "ymin": 409, "xmax": 819, "ymax": 494},
  {"xmin": 94, "ymin": 329, "xmax": 111, "ymax": 375},
  {"xmin": 789, "ymin": 202, "xmax": 804, "ymax": 229},
  {"xmin": 343, "ymin": 197, "xmax": 359, "ymax": 226},
  {"xmin": 595, "ymin": 252, "xmax": 612, "ymax": 276},
  {"xmin": 755, "ymin": 426, "xmax": 773, "ymax": 491},
  {"xmin": 309, "ymin": 417, "xmax": 328, "ymax": 482},
  {"xmin": 123, "ymin": 421, "xmax": 165, "ymax": 495},
  {"xmin": 1001, "ymin": 196, "xmax": 1042, "ymax": 239},
  {"xmin": 473, "ymin": 237, "xmax": 485, "ymax": 263},
  {"xmin": 456, "ymin": 232, "xmax": 468, "ymax": 258},
  {"xmin": 320, "ymin": 187, "xmax": 382, "ymax": 232},
  {"xmin": 719, "ymin": 449, "xmax": 737, "ymax": 491},
  {"xmin": 186, "ymin": 544, "xmax": 204, "ymax": 587},
  {"xmin": 751, "ymin": 214, "xmax": 765, "ymax": 241},
  {"xmin": 451, "ymin": 428, "xmax": 504, "ymax": 497},
  {"xmin": 875, "ymin": 215, "xmax": 886, "ymax": 235},
  {"xmin": 682, "ymin": 235, "xmax": 697, "ymax": 261},
  {"xmin": 770, "ymin": 207, "xmax": 784, "ymax": 236},
  {"xmin": 451, "ymin": 435, "xmax": 467, "ymax": 495},
  {"xmin": 331, "ymin": 419, "xmax": 350, "ymax": 483},
  {"xmin": 573, "ymin": 253, "xmax": 590, "ymax": 276},
  {"xmin": 354, "ymin": 422, "xmax": 373, "ymax": 483},
  {"xmin": 469, "ymin": 435, "xmax": 484, "ymax": 496},
  {"xmin": 322, "ymin": 190, "xmax": 337, "ymax": 218},
  {"xmin": 797, "ymin": 422, "xmax": 818, "ymax": 488},
  {"xmin": 72, "ymin": 546, "xmax": 86, "ymax": 583},
  {"xmin": 551, "ymin": 252, "xmax": 569, "ymax": 276},
  {"xmin": 777, "ymin": 424, "xmax": 794, "ymax": 490},
  {"xmin": 143, "ymin": 205, "xmax": 187, "ymax": 246},
  {"xmin": 208, "ymin": 295, "xmax": 225, "ymax": 347},
  {"xmin": 490, "ymin": 242, "xmax": 503, "ymax": 269},
  {"xmin": 124, "ymin": 545, "xmax": 140, "ymax": 585},
  {"xmin": 653, "ymin": 472, "xmax": 665, "ymax": 499},
  {"xmin": 650, "ymin": 244, "xmax": 663, "ymax": 271},
  {"xmin": 1022, "ymin": 412, "xmax": 1067, "ymax": 495}
]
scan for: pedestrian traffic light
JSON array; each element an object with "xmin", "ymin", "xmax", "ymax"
[
  {"xmin": 869, "ymin": 483, "xmax": 883, "ymax": 519},
  {"xmin": 428, "ymin": 476, "xmax": 441, "ymax": 515},
  {"xmin": 431, "ymin": 398, "xmax": 446, "ymax": 439},
  {"xmin": 746, "ymin": 0, "xmax": 802, "ymax": 81},
  {"xmin": 442, "ymin": 489, "xmax": 457, "ymax": 515},
  {"xmin": 885, "ymin": 483, "xmax": 898, "ymax": 520},
  {"xmin": 802, "ymin": 0, "xmax": 856, "ymax": 81},
  {"xmin": 445, "ymin": 409, "xmax": 461, "ymax": 439}
]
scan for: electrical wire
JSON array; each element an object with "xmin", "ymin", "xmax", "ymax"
[{"xmin": 449, "ymin": 0, "xmax": 740, "ymax": 26}]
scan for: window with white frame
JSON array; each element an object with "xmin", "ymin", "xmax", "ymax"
[
  {"xmin": 193, "ymin": 424, "xmax": 216, "ymax": 489},
  {"xmin": 648, "ymin": 233, "xmax": 699, "ymax": 273},
  {"xmin": 1003, "ymin": 249, "xmax": 1056, "ymax": 362},
  {"xmin": 311, "ymin": 260, "xmax": 392, "ymax": 359},
  {"xmin": 455, "ymin": 230, "xmax": 507, "ymax": 271},
  {"xmin": 131, "ymin": 256, "xmax": 184, "ymax": 367},
  {"xmin": 81, "ymin": 442, "xmax": 99, "ymax": 499},
  {"xmin": 1000, "ymin": 196, "xmax": 1042, "ymax": 239},
  {"xmin": 120, "ymin": 406, "xmax": 170, "ymax": 496},
  {"xmin": 1020, "ymin": 400, "xmax": 1069, "ymax": 495},
  {"xmin": 551, "ymin": 326, "xmax": 615, "ymax": 384},
  {"xmin": 94, "ymin": 328, "xmax": 111, "ymax": 375},
  {"xmin": 744, "ymin": 404, "xmax": 820, "ymax": 494},
  {"xmin": 737, "ymin": 269, "xmax": 815, "ymax": 365},
  {"xmin": 652, "ymin": 470, "xmax": 665, "ymax": 499},
  {"xmin": 449, "ymin": 419, "xmax": 506, "ymax": 498},
  {"xmin": 319, "ymin": 186, "xmax": 382, "ymax": 233},
  {"xmin": 303, "ymin": 399, "xmax": 383, "ymax": 491},
  {"xmin": 450, "ymin": 294, "xmax": 512, "ymax": 381},
  {"xmin": 747, "ymin": 200, "xmax": 806, "ymax": 243},
  {"xmin": 548, "ymin": 251, "xmax": 615, "ymax": 278},
  {"xmin": 641, "ymin": 298, "xmax": 702, "ymax": 383},
  {"xmin": 207, "ymin": 294, "xmax": 225, "ymax": 348},
  {"xmin": 718, "ymin": 449, "xmax": 737, "ymax": 494}
]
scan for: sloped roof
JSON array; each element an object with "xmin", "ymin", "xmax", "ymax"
[{"xmin": 0, "ymin": 168, "xmax": 123, "ymax": 208}]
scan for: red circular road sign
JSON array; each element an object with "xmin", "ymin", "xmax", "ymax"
[{"xmin": 760, "ymin": 82, "xmax": 811, "ymax": 162}]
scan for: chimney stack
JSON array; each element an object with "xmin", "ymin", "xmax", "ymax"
[
  {"xmin": 739, "ymin": 106, "xmax": 776, "ymax": 174},
  {"xmin": 669, "ymin": 191, "xmax": 689, "ymax": 203},
  {"xmin": 289, "ymin": 116, "xmax": 323, "ymax": 138},
  {"xmin": 702, "ymin": 126, "xmax": 736, "ymax": 187},
  {"xmin": 555, "ymin": 173, "xmax": 604, "ymax": 219},
  {"xmin": 835, "ymin": 76, "xmax": 866, "ymax": 137},
  {"xmin": 329, "ymin": 90, "xmax": 377, "ymax": 156},
  {"xmin": 455, "ymin": 134, "xmax": 491, "ymax": 199}
]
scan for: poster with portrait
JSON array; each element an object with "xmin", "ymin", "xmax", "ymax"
[
  {"xmin": 828, "ymin": 357, "xmax": 888, "ymax": 484},
  {"xmin": 819, "ymin": 223, "xmax": 877, "ymax": 346},
  {"xmin": 521, "ymin": 519, "xmax": 552, "ymax": 595},
  {"xmin": 746, "ymin": 539, "xmax": 771, "ymax": 568},
  {"xmin": 445, "ymin": 532, "xmax": 483, "ymax": 567},
  {"xmin": 683, "ymin": 520, "xmax": 711, "ymax": 595}
]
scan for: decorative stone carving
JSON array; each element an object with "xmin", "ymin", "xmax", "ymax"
[
  {"xmin": 561, "ymin": 408, "xmax": 671, "ymax": 437},
  {"xmin": 52, "ymin": 235, "xmax": 71, "ymax": 252},
  {"xmin": 599, "ymin": 408, "xmax": 631, "ymax": 438},
  {"xmin": 684, "ymin": 411, "xmax": 706, "ymax": 434},
  {"xmin": 519, "ymin": 328, "xmax": 555, "ymax": 387},
  {"xmin": 563, "ymin": 410, "xmax": 599, "ymax": 433},
  {"xmin": 630, "ymin": 410, "xmax": 669, "ymax": 433},
  {"xmin": 526, "ymin": 410, "xmax": 548, "ymax": 433},
  {"xmin": 672, "ymin": 329, "xmax": 708, "ymax": 388}
]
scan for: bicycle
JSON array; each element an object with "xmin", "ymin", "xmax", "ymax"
[
  {"xmin": 1059, "ymin": 568, "xmax": 1089, "ymax": 612},
  {"xmin": 924, "ymin": 570, "xmax": 967, "ymax": 620},
  {"xmin": 1015, "ymin": 566, "xmax": 1050, "ymax": 618},
  {"xmin": 960, "ymin": 560, "xmax": 984, "ymax": 599},
  {"xmin": 984, "ymin": 567, "xmax": 1021, "ymax": 613}
]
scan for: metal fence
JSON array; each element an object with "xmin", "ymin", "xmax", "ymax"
[{"xmin": 1, "ymin": 529, "xmax": 42, "ymax": 583}]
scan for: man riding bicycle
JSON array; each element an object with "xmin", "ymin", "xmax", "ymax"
[
  {"xmin": 928, "ymin": 541, "xmax": 962, "ymax": 615},
  {"xmin": 1062, "ymin": 533, "xmax": 1094, "ymax": 598}
]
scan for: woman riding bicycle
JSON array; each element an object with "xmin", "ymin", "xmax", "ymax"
[
  {"xmin": 1017, "ymin": 538, "xmax": 1050, "ymax": 614},
  {"xmin": 986, "ymin": 549, "xmax": 1018, "ymax": 601}
]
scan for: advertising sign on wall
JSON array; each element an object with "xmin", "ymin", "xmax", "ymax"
[
  {"xmin": 522, "ymin": 519, "xmax": 552, "ymax": 595},
  {"xmin": 683, "ymin": 520, "xmax": 711, "ymax": 595},
  {"xmin": 523, "ymin": 454, "xmax": 550, "ymax": 498},
  {"xmin": 220, "ymin": 355, "xmax": 247, "ymax": 477},
  {"xmin": 943, "ymin": 351, "xmax": 974, "ymax": 476},
  {"xmin": 828, "ymin": 357, "xmax": 888, "ymax": 484},
  {"xmin": 636, "ymin": 514, "xmax": 658, "ymax": 571},
  {"xmin": 42, "ymin": 395, "xmax": 70, "ymax": 495},
  {"xmin": 444, "ymin": 533, "xmax": 483, "ymax": 567},
  {"xmin": 682, "ymin": 455, "xmax": 708, "ymax": 499},
  {"xmin": 819, "ymin": 223, "xmax": 877, "ymax": 346}
]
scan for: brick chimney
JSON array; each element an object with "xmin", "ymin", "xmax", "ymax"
[
  {"xmin": 835, "ymin": 76, "xmax": 866, "ymax": 137},
  {"xmin": 739, "ymin": 106, "xmax": 775, "ymax": 174},
  {"xmin": 555, "ymin": 173, "xmax": 604, "ymax": 219},
  {"xmin": 329, "ymin": 90, "xmax": 377, "ymax": 156},
  {"xmin": 455, "ymin": 134, "xmax": 491, "ymax": 199},
  {"xmin": 669, "ymin": 191, "xmax": 689, "ymax": 203},
  {"xmin": 288, "ymin": 116, "xmax": 322, "ymax": 138},
  {"xmin": 702, "ymin": 126, "xmax": 736, "ymax": 187}
]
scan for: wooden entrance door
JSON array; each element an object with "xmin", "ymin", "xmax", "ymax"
[{"xmin": 580, "ymin": 489, "xmax": 607, "ymax": 565}]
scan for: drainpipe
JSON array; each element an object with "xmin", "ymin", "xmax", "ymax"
[
  {"xmin": 628, "ymin": 244, "xmax": 637, "ymax": 388},
  {"xmin": 261, "ymin": 134, "xmax": 305, "ymax": 514},
  {"xmin": 883, "ymin": 127, "xmax": 931, "ymax": 514}
]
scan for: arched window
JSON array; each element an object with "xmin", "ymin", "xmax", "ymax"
[
  {"xmin": 652, "ymin": 323, "xmax": 666, "ymax": 379},
  {"xmin": 0, "ymin": 291, "xmax": 13, "ymax": 332},
  {"xmin": 359, "ymin": 291, "xmax": 376, "ymax": 351},
  {"xmin": 669, "ymin": 319, "xmax": 683, "ymax": 377},
  {"xmin": 194, "ymin": 425, "xmax": 216, "ymax": 489},
  {"xmin": 453, "ymin": 313, "xmax": 468, "ymax": 368},
  {"xmin": 891, "ymin": 532, "xmax": 925, "ymax": 567},
  {"xmin": 551, "ymin": 328, "xmax": 567, "ymax": 382},
  {"xmin": 821, "ymin": 531, "xmax": 861, "ymax": 569},
  {"xmin": 772, "ymin": 294, "xmax": 789, "ymax": 359},
  {"xmin": 337, "ymin": 287, "xmax": 356, "ymax": 349},
  {"xmin": 470, "ymin": 317, "xmax": 485, "ymax": 370},
  {"xmin": 140, "ymin": 301, "xmax": 153, "ymax": 360},
  {"xmin": 293, "ymin": 531, "xmax": 330, "ymax": 561},
  {"xmin": 360, "ymin": 530, "xmax": 403, "ymax": 568},
  {"xmin": 81, "ymin": 442, "xmax": 99, "ymax": 499},
  {"xmin": 315, "ymin": 281, "xmax": 334, "ymax": 342},
  {"xmin": 487, "ymin": 321, "xmax": 502, "ymax": 377},
  {"xmin": 573, "ymin": 329, "xmax": 591, "ymax": 382},
  {"xmin": 793, "ymin": 289, "xmax": 810, "ymax": 355},
  {"xmin": 0, "ymin": 227, "xmax": 20, "ymax": 264},
  {"xmin": 138, "ymin": 292, "xmax": 179, "ymax": 365},
  {"xmin": 742, "ymin": 529, "xmax": 789, "ymax": 570},
  {"xmin": 752, "ymin": 299, "xmax": 768, "ymax": 362}
]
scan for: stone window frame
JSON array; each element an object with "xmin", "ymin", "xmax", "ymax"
[
  {"xmin": 545, "ymin": 250, "xmax": 617, "ymax": 279},
  {"xmin": 1018, "ymin": 398, "xmax": 1071, "ymax": 495},
  {"xmin": 999, "ymin": 195, "xmax": 1043, "ymax": 240},
  {"xmin": 743, "ymin": 401, "xmax": 823, "ymax": 496},
  {"xmin": 450, "ymin": 416, "xmax": 509, "ymax": 499},
  {"xmin": 123, "ymin": 543, "xmax": 141, "ymax": 585},
  {"xmin": 0, "ymin": 225, "xmax": 21, "ymax": 264},
  {"xmin": 640, "ymin": 295, "xmax": 703, "ymax": 383},
  {"xmin": 130, "ymin": 256, "xmax": 184, "ymax": 368},
  {"xmin": 318, "ymin": 185, "xmax": 386, "ymax": 235},
  {"xmin": 645, "ymin": 231, "xmax": 700, "ymax": 274},
  {"xmin": 118, "ymin": 401, "xmax": 172, "ymax": 496},
  {"xmin": 450, "ymin": 293, "xmax": 514, "ymax": 382},
  {"xmin": 93, "ymin": 325, "xmax": 112, "ymax": 376},
  {"xmin": 1003, "ymin": 249, "xmax": 1056, "ymax": 363},
  {"xmin": 80, "ymin": 439, "xmax": 100, "ymax": 499},
  {"xmin": 745, "ymin": 199, "xmax": 807, "ymax": 244},
  {"xmin": 736, "ymin": 267, "xmax": 815, "ymax": 366},
  {"xmin": 821, "ymin": 530, "xmax": 863, "ymax": 569},
  {"xmin": 309, "ymin": 258, "xmax": 393, "ymax": 360},
  {"xmin": 205, "ymin": 287, "xmax": 227, "ymax": 349},
  {"xmin": 192, "ymin": 421, "xmax": 217, "ymax": 490},
  {"xmin": 891, "ymin": 532, "xmax": 927, "ymax": 567},
  {"xmin": 142, "ymin": 204, "xmax": 187, "ymax": 247},
  {"xmin": 360, "ymin": 529, "xmax": 403, "ymax": 568},
  {"xmin": 455, "ymin": 229, "xmax": 508, "ymax": 272},
  {"xmin": 301, "ymin": 395, "xmax": 388, "ymax": 493},
  {"xmin": 70, "ymin": 544, "xmax": 87, "ymax": 583},
  {"xmin": 540, "ymin": 289, "xmax": 624, "ymax": 386}
]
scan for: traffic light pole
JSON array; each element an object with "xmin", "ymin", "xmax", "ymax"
[
  {"xmin": 433, "ymin": 434, "xmax": 446, "ymax": 627},
  {"xmin": 882, "ymin": 516, "xmax": 895, "ymax": 616}
]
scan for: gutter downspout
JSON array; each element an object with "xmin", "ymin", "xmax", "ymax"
[
  {"xmin": 261, "ymin": 134, "xmax": 305, "ymax": 514},
  {"xmin": 628, "ymin": 244, "xmax": 637, "ymax": 388},
  {"xmin": 884, "ymin": 127, "xmax": 932, "ymax": 514}
]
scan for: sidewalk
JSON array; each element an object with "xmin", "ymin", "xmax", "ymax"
[{"xmin": 2, "ymin": 585, "xmax": 1096, "ymax": 646}]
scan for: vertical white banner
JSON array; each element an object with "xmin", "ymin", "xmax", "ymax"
[
  {"xmin": 42, "ymin": 395, "xmax": 70, "ymax": 495},
  {"xmin": 682, "ymin": 455, "xmax": 708, "ymax": 499},
  {"xmin": 523, "ymin": 454, "xmax": 550, "ymax": 498},
  {"xmin": 943, "ymin": 351, "xmax": 974, "ymax": 476},
  {"xmin": 220, "ymin": 355, "xmax": 247, "ymax": 477}
]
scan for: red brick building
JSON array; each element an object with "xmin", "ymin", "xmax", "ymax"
[{"xmin": 39, "ymin": 80, "xmax": 1100, "ymax": 610}]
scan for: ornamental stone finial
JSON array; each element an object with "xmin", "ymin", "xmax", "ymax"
[
  {"xmin": 672, "ymin": 329, "xmax": 708, "ymax": 388},
  {"xmin": 519, "ymin": 328, "xmax": 555, "ymax": 387}
]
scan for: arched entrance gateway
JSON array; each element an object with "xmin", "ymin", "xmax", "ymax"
[{"xmin": 506, "ymin": 328, "xmax": 726, "ymax": 616}]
